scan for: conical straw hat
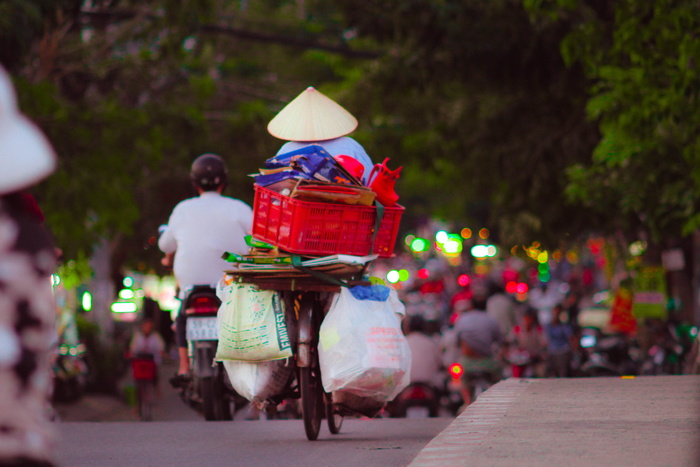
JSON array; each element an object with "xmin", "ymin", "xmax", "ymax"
[{"xmin": 268, "ymin": 87, "xmax": 358, "ymax": 141}]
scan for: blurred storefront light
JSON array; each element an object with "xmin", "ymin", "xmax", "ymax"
[
  {"xmin": 386, "ymin": 270, "xmax": 400, "ymax": 283},
  {"xmin": 81, "ymin": 291, "xmax": 92, "ymax": 312}
]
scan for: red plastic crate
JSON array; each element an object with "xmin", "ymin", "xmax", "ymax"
[{"xmin": 252, "ymin": 184, "xmax": 404, "ymax": 258}]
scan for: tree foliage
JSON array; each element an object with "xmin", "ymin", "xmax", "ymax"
[
  {"xmin": 335, "ymin": 0, "xmax": 601, "ymax": 247},
  {"xmin": 5, "ymin": 0, "xmax": 698, "ymax": 277},
  {"xmin": 527, "ymin": 0, "xmax": 700, "ymax": 243},
  {"xmin": 4, "ymin": 0, "xmax": 370, "ymax": 273}
]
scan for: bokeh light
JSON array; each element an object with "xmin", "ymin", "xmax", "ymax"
[{"xmin": 386, "ymin": 270, "xmax": 400, "ymax": 283}]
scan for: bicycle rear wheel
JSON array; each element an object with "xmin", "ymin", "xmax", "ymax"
[
  {"xmin": 300, "ymin": 365, "xmax": 324, "ymax": 440},
  {"xmin": 325, "ymin": 393, "xmax": 343, "ymax": 435},
  {"xmin": 137, "ymin": 380, "xmax": 154, "ymax": 421}
]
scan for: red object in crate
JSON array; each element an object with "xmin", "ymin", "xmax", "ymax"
[
  {"xmin": 131, "ymin": 358, "xmax": 156, "ymax": 381},
  {"xmin": 252, "ymin": 184, "xmax": 404, "ymax": 258}
]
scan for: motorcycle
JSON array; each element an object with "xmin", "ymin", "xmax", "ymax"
[
  {"xmin": 175, "ymin": 285, "xmax": 244, "ymax": 421},
  {"xmin": 442, "ymin": 362, "xmax": 464, "ymax": 415},
  {"xmin": 52, "ymin": 341, "xmax": 88, "ymax": 403},
  {"xmin": 467, "ymin": 370, "xmax": 495, "ymax": 402},
  {"xmin": 386, "ymin": 382, "xmax": 441, "ymax": 418},
  {"xmin": 578, "ymin": 328, "xmax": 639, "ymax": 377},
  {"xmin": 639, "ymin": 320, "xmax": 698, "ymax": 375}
]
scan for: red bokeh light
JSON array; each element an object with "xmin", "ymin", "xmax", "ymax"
[
  {"xmin": 418, "ymin": 268, "xmax": 430, "ymax": 280},
  {"xmin": 516, "ymin": 282, "xmax": 529, "ymax": 294},
  {"xmin": 505, "ymin": 281, "xmax": 518, "ymax": 294},
  {"xmin": 457, "ymin": 274, "xmax": 470, "ymax": 287},
  {"xmin": 448, "ymin": 363, "xmax": 464, "ymax": 379}
]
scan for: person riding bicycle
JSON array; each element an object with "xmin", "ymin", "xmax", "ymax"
[
  {"xmin": 158, "ymin": 153, "xmax": 253, "ymax": 386},
  {"xmin": 129, "ymin": 318, "xmax": 166, "ymax": 382},
  {"xmin": 453, "ymin": 288, "xmax": 503, "ymax": 406}
]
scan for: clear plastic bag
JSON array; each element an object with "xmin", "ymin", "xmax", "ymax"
[{"xmin": 318, "ymin": 286, "xmax": 411, "ymax": 402}]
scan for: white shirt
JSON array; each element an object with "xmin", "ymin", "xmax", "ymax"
[
  {"xmin": 454, "ymin": 310, "xmax": 502, "ymax": 358},
  {"xmin": 158, "ymin": 192, "xmax": 253, "ymax": 293},
  {"xmin": 277, "ymin": 136, "xmax": 374, "ymax": 184},
  {"xmin": 130, "ymin": 332, "xmax": 165, "ymax": 364},
  {"xmin": 486, "ymin": 293, "xmax": 517, "ymax": 335},
  {"xmin": 405, "ymin": 332, "xmax": 444, "ymax": 387}
]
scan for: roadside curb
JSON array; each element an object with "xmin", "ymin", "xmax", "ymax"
[{"xmin": 408, "ymin": 378, "xmax": 529, "ymax": 466}]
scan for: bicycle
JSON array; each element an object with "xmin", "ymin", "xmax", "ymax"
[
  {"xmin": 226, "ymin": 269, "xmax": 364, "ymax": 440},
  {"xmin": 131, "ymin": 354, "xmax": 157, "ymax": 421}
]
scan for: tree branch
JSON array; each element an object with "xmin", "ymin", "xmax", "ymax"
[
  {"xmin": 199, "ymin": 24, "xmax": 380, "ymax": 59},
  {"xmin": 79, "ymin": 10, "xmax": 381, "ymax": 59}
]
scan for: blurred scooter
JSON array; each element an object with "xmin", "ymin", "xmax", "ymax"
[
  {"xmin": 579, "ymin": 328, "xmax": 638, "ymax": 377},
  {"xmin": 386, "ymin": 382, "xmax": 440, "ymax": 418}
]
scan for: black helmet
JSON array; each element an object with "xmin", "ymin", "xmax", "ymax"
[{"xmin": 190, "ymin": 153, "xmax": 228, "ymax": 191}]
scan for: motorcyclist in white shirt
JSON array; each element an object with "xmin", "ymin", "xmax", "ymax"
[{"xmin": 159, "ymin": 153, "xmax": 253, "ymax": 385}]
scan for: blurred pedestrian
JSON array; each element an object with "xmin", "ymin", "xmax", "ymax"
[
  {"xmin": 0, "ymin": 66, "xmax": 58, "ymax": 466},
  {"xmin": 529, "ymin": 281, "xmax": 563, "ymax": 328},
  {"xmin": 440, "ymin": 296, "xmax": 471, "ymax": 370},
  {"xmin": 404, "ymin": 315, "xmax": 444, "ymax": 389},
  {"xmin": 544, "ymin": 304, "xmax": 574, "ymax": 377},
  {"xmin": 563, "ymin": 291, "xmax": 581, "ymax": 332},
  {"xmin": 453, "ymin": 290, "xmax": 503, "ymax": 405},
  {"xmin": 486, "ymin": 282, "xmax": 517, "ymax": 336},
  {"xmin": 508, "ymin": 308, "xmax": 547, "ymax": 378}
]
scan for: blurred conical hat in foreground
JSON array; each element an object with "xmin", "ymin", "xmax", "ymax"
[
  {"xmin": 0, "ymin": 67, "xmax": 56, "ymax": 194},
  {"xmin": 268, "ymin": 86, "xmax": 358, "ymax": 141}
]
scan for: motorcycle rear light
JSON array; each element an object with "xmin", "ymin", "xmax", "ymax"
[
  {"xmin": 448, "ymin": 363, "xmax": 464, "ymax": 379},
  {"xmin": 408, "ymin": 386, "xmax": 428, "ymax": 399},
  {"xmin": 186, "ymin": 296, "xmax": 219, "ymax": 315}
]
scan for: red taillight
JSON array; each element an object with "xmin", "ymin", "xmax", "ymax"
[
  {"xmin": 407, "ymin": 385, "xmax": 429, "ymax": 399},
  {"xmin": 186, "ymin": 296, "xmax": 219, "ymax": 315},
  {"xmin": 448, "ymin": 363, "xmax": 464, "ymax": 379}
]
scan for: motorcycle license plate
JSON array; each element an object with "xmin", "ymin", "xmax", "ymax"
[{"xmin": 186, "ymin": 317, "xmax": 218, "ymax": 340}]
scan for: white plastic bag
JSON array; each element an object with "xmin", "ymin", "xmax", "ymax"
[
  {"xmin": 222, "ymin": 359, "xmax": 294, "ymax": 403},
  {"xmin": 318, "ymin": 285, "xmax": 411, "ymax": 401},
  {"xmin": 215, "ymin": 282, "xmax": 293, "ymax": 362}
]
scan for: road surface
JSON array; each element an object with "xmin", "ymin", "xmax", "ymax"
[
  {"xmin": 55, "ymin": 418, "xmax": 452, "ymax": 467},
  {"xmin": 53, "ymin": 362, "xmax": 700, "ymax": 467}
]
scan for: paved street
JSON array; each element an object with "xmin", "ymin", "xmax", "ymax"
[
  {"xmin": 54, "ymin": 418, "xmax": 451, "ymax": 467},
  {"xmin": 53, "ymin": 374, "xmax": 700, "ymax": 466}
]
